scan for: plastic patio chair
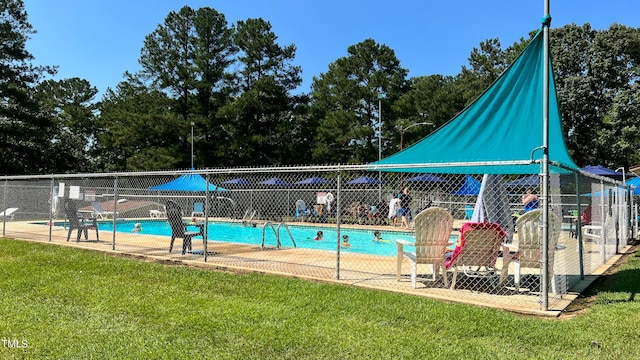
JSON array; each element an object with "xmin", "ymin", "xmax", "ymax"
[
  {"xmin": 64, "ymin": 200, "xmax": 99, "ymax": 242},
  {"xmin": 192, "ymin": 202, "xmax": 205, "ymax": 217},
  {"xmin": 503, "ymin": 209, "xmax": 562, "ymax": 294},
  {"xmin": 464, "ymin": 205, "xmax": 474, "ymax": 220},
  {"xmin": 294, "ymin": 199, "xmax": 311, "ymax": 221},
  {"xmin": 167, "ymin": 201, "xmax": 205, "ymax": 255},
  {"xmin": 396, "ymin": 207, "xmax": 454, "ymax": 288}
]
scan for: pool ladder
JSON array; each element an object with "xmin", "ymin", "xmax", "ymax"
[
  {"xmin": 261, "ymin": 222, "xmax": 297, "ymax": 249},
  {"xmin": 241, "ymin": 209, "xmax": 259, "ymax": 226}
]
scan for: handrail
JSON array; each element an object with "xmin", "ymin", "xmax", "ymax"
[
  {"xmin": 261, "ymin": 222, "xmax": 296, "ymax": 249},
  {"xmin": 276, "ymin": 222, "xmax": 297, "ymax": 248},
  {"xmin": 215, "ymin": 196, "xmax": 237, "ymax": 217},
  {"xmin": 241, "ymin": 209, "xmax": 250, "ymax": 222},
  {"xmin": 242, "ymin": 209, "xmax": 259, "ymax": 227},
  {"xmin": 261, "ymin": 221, "xmax": 278, "ymax": 249}
]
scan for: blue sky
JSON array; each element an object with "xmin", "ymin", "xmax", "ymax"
[{"xmin": 25, "ymin": 0, "xmax": 640, "ymax": 98}]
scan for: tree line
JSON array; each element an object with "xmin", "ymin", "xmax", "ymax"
[{"xmin": 1, "ymin": 1, "xmax": 640, "ymax": 175}]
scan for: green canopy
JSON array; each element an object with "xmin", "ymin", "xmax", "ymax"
[{"xmin": 371, "ymin": 29, "xmax": 579, "ymax": 175}]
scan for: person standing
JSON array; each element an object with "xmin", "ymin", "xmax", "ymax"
[
  {"xmin": 399, "ymin": 187, "xmax": 413, "ymax": 229},
  {"xmin": 388, "ymin": 193, "xmax": 401, "ymax": 226}
]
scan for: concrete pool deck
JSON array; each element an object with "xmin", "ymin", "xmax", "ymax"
[{"xmin": 1, "ymin": 218, "xmax": 630, "ymax": 317}]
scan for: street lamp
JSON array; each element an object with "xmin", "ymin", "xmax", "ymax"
[
  {"xmin": 377, "ymin": 92, "xmax": 384, "ymax": 203},
  {"xmin": 190, "ymin": 122, "xmax": 195, "ymax": 169},
  {"xmin": 400, "ymin": 122, "xmax": 432, "ymax": 150},
  {"xmin": 616, "ymin": 167, "xmax": 626, "ymax": 185},
  {"xmin": 398, "ymin": 121, "xmax": 432, "ymax": 189}
]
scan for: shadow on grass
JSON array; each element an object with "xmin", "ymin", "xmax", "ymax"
[{"xmin": 563, "ymin": 241, "xmax": 640, "ymax": 314}]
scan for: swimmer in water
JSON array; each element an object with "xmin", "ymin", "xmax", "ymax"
[{"xmin": 341, "ymin": 235, "xmax": 351, "ymax": 248}]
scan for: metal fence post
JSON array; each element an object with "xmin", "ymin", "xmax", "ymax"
[
  {"xmin": 575, "ymin": 173, "xmax": 584, "ymax": 280},
  {"xmin": 1, "ymin": 179, "xmax": 6, "ymax": 237},
  {"xmin": 335, "ymin": 170, "xmax": 342, "ymax": 280},
  {"xmin": 49, "ymin": 179, "xmax": 55, "ymax": 242},
  {"xmin": 204, "ymin": 173, "xmax": 210, "ymax": 262},
  {"xmin": 112, "ymin": 176, "xmax": 118, "ymax": 251}
]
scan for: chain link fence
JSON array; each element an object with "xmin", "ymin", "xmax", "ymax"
[{"xmin": 1, "ymin": 166, "xmax": 634, "ymax": 313}]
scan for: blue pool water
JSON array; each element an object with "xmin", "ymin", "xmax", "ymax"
[{"xmin": 94, "ymin": 220, "xmax": 419, "ymax": 257}]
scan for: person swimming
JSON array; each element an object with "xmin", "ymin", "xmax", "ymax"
[
  {"xmin": 314, "ymin": 230, "xmax": 324, "ymax": 240},
  {"xmin": 341, "ymin": 235, "xmax": 351, "ymax": 248},
  {"xmin": 132, "ymin": 223, "xmax": 142, "ymax": 232},
  {"xmin": 373, "ymin": 230, "xmax": 390, "ymax": 243}
]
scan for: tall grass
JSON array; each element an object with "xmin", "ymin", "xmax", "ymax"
[{"xmin": 1, "ymin": 239, "xmax": 639, "ymax": 359}]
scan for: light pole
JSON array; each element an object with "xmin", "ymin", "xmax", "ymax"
[
  {"xmin": 190, "ymin": 122, "xmax": 194, "ymax": 169},
  {"xmin": 377, "ymin": 92, "xmax": 384, "ymax": 203},
  {"xmin": 400, "ymin": 122, "xmax": 432, "ymax": 150},
  {"xmin": 616, "ymin": 167, "xmax": 626, "ymax": 185},
  {"xmin": 398, "ymin": 121, "xmax": 431, "ymax": 189}
]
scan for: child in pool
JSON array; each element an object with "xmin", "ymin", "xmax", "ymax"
[
  {"xmin": 132, "ymin": 223, "xmax": 142, "ymax": 232},
  {"xmin": 314, "ymin": 230, "xmax": 324, "ymax": 240},
  {"xmin": 373, "ymin": 230, "xmax": 382, "ymax": 242},
  {"xmin": 341, "ymin": 235, "xmax": 351, "ymax": 248}
]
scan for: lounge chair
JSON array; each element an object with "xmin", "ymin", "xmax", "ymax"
[
  {"xmin": 579, "ymin": 205, "xmax": 609, "ymax": 249},
  {"xmin": 582, "ymin": 224, "xmax": 603, "ymax": 246},
  {"xmin": 396, "ymin": 207, "xmax": 454, "ymax": 288},
  {"xmin": 92, "ymin": 201, "xmax": 118, "ymax": 219},
  {"xmin": 64, "ymin": 200, "xmax": 99, "ymax": 242},
  {"xmin": 149, "ymin": 206, "xmax": 167, "ymax": 218},
  {"xmin": 191, "ymin": 202, "xmax": 205, "ymax": 217},
  {"xmin": 0, "ymin": 207, "xmax": 19, "ymax": 221},
  {"xmin": 166, "ymin": 201, "xmax": 205, "ymax": 255},
  {"xmin": 501, "ymin": 209, "xmax": 562, "ymax": 294},
  {"xmin": 447, "ymin": 222, "xmax": 506, "ymax": 290}
]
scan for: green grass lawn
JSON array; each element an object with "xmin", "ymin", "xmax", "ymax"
[{"xmin": 1, "ymin": 239, "xmax": 640, "ymax": 359}]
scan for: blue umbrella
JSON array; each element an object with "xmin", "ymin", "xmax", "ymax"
[
  {"xmin": 222, "ymin": 178, "xmax": 251, "ymax": 185},
  {"xmin": 451, "ymin": 174, "xmax": 481, "ymax": 195},
  {"xmin": 504, "ymin": 175, "xmax": 540, "ymax": 187},
  {"xmin": 583, "ymin": 189, "xmax": 615, "ymax": 197},
  {"xmin": 627, "ymin": 176, "xmax": 640, "ymax": 186},
  {"xmin": 294, "ymin": 176, "xmax": 332, "ymax": 185},
  {"xmin": 346, "ymin": 176, "xmax": 383, "ymax": 185},
  {"xmin": 259, "ymin": 177, "xmax": 291, "ymax": 186},
  {"xmin": 626, "ymin": 177, "xmax": 640, "ymax": 195},
  {"xmin": 582, "ymin": 165, "xmax": 620, "ymax": 177},
  {"xmin": 148, "ymin": 173, "xmax": 226, "ymax": 191},
  {"xmin": 405, "ymin": 174, "xmax": 447, "ymax": 183}
]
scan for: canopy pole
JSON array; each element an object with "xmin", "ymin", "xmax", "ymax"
[
  {"xmin": 576, "ymin": 173, "xmax": 584, "ymax": 280},
  {"xmin": 204, "ymin": 174, "xmax": 210, "ymax": 262},
  {"xmin": 541, "ymin": 1, "xmax": 552, "ymax": 310}
]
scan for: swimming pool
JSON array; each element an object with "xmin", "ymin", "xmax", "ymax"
[{"xmin": 95, "ymin": 220, "xmax": 420, "ymax": 257}]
